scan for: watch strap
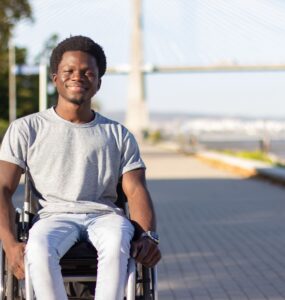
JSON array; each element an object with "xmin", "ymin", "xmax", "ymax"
[{"xmin": 140, "ymin": 231, "xmax": 159, "ymax": 244}]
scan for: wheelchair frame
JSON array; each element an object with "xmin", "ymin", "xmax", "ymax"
[{"xmin": 0, "ymin": 175, "xmax": 158, "ymax": 300}]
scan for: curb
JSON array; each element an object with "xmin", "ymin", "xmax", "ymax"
[
  {"xmin": 195, "ymin": 151, "xmax": 285, "ymax": 185},
  {"xmin": 152, "ymin": 142, "xmax": 285, "ymax": 185}
]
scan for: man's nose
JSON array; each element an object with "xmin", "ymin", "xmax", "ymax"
[{"xmin": 71, "ymin": 70, "xmax": 84, "ymax": 80}]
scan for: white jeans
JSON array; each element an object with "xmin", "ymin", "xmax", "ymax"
[{"xmin": 25, "ymin": 212, "xmax": 134, "ymax": 300}]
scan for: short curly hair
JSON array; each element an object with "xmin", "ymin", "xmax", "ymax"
[{"xmin": 50, "ymin": 35, "xmax": 107, "ymax": 78}]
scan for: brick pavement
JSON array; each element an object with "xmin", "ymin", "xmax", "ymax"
[
  {"xmin": 141, "ymin": 146, "xmax": 285, "ymax": 300},
  {"xmin": 11, "ymin": 146, "xmax": 285, "ymax": 300}
]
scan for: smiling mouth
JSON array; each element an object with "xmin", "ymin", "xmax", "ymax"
[{"xmin": 67, "ymin": 85, "xmax": 86, "ymax": 92}]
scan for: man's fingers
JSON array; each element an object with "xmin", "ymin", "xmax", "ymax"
[
  {"xmin": 15, "ymin": 268, "xmax": 25, "ymax": 280},
  {"xmin": 131, "ymin": 241, "xmax": 142, "ymax": 258},
  {"xmin": 133, "ymin": 239, "xmax": 160, "ymax": 263},
  {"xmin": 17, "ymin": 247, "xmax": 26, "ymax": 279},
  {"xmin": 18, "ymin": 253, "xmax": 25, "ymax": 270},
  {"xmin": 11, "ymin": 263, "xmax": 25, "ymax": 279},
  {"xmin": 7, "ymin": 242, "xmax": 26, "ymax": 279},
  {"xmin": 132, "ymin": 238, "xmax": 162, "ymax": 267},
  {"xmin": 18, "ymin": 270, "xmax": 25, "ymax": 280},
  {"xmin": 142, "ymin": 250, "xmax": 161, "ymax": 268},
  {"xmin": 134, "ymin": 241, "xmax": 152, "ymax": 262}
]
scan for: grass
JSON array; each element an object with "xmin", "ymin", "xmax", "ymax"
[{"xmin": 220, "ymin": 149, "xmax": 285, "ymax": 167}]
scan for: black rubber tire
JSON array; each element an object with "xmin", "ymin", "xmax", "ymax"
[{"xmin": 135, "ymin": 264, "xmax": 154, "ymax": 300}]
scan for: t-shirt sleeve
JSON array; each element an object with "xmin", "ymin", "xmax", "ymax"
[
  {"xmin": 0, "ymin": 120, "xmax": 27, "ymax": 170},
  {"xmin": 120, "ymin": 129, "xmax": 146, "ymax": 175}
]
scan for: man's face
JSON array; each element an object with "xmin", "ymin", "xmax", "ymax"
[{"xmin": 52, "ymin": 51, "xmax": 101, "ymax": 106}]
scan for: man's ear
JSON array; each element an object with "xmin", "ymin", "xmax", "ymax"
[{"xmin": 51, "ymin": 73, "xmax": 57, "ymax": 86}]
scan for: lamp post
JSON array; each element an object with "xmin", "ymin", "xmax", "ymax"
[
  {"xmin": 39, "ymin": 60, "xmax": 47, "ymax": 111},
  {"xmin": 9, "ymin": 38, "xmax": 16, "ymax": 123}
]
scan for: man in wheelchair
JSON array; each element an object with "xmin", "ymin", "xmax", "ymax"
[{"xmin": 0, "ymin": 35, "xmax": 161, "ymax": 299}]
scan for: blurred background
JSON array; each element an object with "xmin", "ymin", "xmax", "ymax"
[{"xmin": 2, "ymin": 0, "xmax": 285, "ymax": 162}]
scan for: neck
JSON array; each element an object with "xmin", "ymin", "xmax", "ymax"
[{"xmin": 54, "ymin": 101, "xmax": 95, "ymax": 124}]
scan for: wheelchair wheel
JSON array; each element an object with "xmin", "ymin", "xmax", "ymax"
[
  {"xmin": 135, "ymin": 264, "xmax": 157, "ymax": 300},
  {"xmin": 0, "ymin": 242, "xmax": 24, "ymax": 300},
  {"xmin": 0, "ymin": 242, "xmax": 12, "ymax": 300}
]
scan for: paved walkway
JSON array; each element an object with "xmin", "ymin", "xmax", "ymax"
[
  {"xmin": 12, "ymin": 145, "xmax": 285, "ymax": 300},
  {"xmin": 141, "ymin": 145, "xmax": 285, "ymax": 300}
]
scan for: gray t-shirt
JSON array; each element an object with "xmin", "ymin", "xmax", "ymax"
[{"xmin": 0, "ymin": 107, "xmax": 145, "ymax": 216}]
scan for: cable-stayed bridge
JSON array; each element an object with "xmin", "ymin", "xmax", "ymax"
[
  {"xmin": 11, "ymin": 4, "xmax": 285, "ymax": 298},
  {"xmin": 12, "ymin": 0, "xmax": 285, "ymax": 136}
]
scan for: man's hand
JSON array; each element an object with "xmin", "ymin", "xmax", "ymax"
[
  {"xmin": 4, "ymin": 241, "xmax": 26, "ymax": 279},
  {"xmin": 131, "ymin": 237, "xmax": 161, "ymax": 268}
]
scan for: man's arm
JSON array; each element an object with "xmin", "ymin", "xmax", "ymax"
[
  {"xmin": 0, "ymin": 160, "xmax": 25, "ymax": 279},
  {"xmin": 122, "ymin": 168, "xmax": 161, "ymax": 268}
]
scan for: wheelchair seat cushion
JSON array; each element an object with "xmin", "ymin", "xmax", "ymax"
[
  {"xmin": 62, "ymin": 241, "xmax": 98, "ymax": 260},
  {"xmin": 60, "ymin": 241, "xmax": 98, "ymax": 276}
]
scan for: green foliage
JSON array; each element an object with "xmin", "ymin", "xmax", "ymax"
[
  {"xmin": 0, "ymin": 0, "xmax": 33, "ymax": 121},
  {"xmin": 145, "ymin": 129, "xmax": 163, "ymax": 144},
  {"xmin": 221, "ymin": 150, "xmax": 274, "ymax": 164},
  {"xmin": 0, "ymin": 47, "xmax": 40, "ymax": 120},
  {"xmin": 17, "ymin": 73, "xmax": 39, "ymax": 117},
  {"xmin": 0, "ymin": 119, "xmax": 9, "ymax": 142},
  {"xmin": 0, "ymin": 0, "xmax": 32, "ymax": 49}
]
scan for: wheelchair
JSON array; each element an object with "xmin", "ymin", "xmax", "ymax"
[{"xmin": 0, "ymin": 175, "xmax": 158, "ymax": 300}]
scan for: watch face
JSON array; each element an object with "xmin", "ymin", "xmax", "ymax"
[
  {"xmin": 141, "ymin": 231, "xmax": 159, "ymax": 244},
  {"xmin": 150, "ymin": 231, "xmax": 159, "ymax": 240},
  {"xmin": 148, "ymin": 231, "xmax": 159, "ymax": 243}
]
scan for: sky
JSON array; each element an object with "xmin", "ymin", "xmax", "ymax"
[{"xmin": 13, "ymin": 0, "xmax": 285, "ymax": 118}]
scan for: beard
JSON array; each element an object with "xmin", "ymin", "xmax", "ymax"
[{"xmin": 68, "ymin": 97, "xmax": 85, "ymax": 106}]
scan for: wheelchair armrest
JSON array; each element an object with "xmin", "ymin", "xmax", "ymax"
[{"xmin": 16, "ymin": 209, "xmax": 34, "ymax": 243}]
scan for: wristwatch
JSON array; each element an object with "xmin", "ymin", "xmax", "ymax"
[{"xmin": 140, "ymin": 231, "xmax": 159, "ymax": 245}]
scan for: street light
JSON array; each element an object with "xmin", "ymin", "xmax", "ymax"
[{"xmin": 9, "ymin": 37, "xmax": 16, "ymax": 123}]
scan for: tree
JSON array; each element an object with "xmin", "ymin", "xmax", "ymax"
[
  {"xmin": 0, "ymin": 0, "xmax": 32, "ymax": 48},
  {"xmin": 0, "ymin": 0, "xmax": 32, "ymax": 121},
  {"xmin": 35, "ymin": 33, "xmax": 59, "ymax": 64}
]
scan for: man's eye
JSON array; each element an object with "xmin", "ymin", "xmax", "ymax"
[{"xmin": 63, "ymin": 70, "xmax": 72, "ymax": 74}]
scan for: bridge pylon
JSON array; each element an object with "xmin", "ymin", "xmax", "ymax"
[{"xmin": 125, "ymin": 0, "xmax": 149, "ymax": 140}]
